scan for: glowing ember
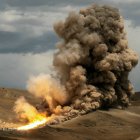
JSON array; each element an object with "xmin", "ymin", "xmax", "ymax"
[{"xmin": 17, "ymin": 117, "xmax": 48, "ymax": 131}]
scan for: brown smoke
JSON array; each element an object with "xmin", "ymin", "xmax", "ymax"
[{"xmin": 14, "ymin": 4, "xmax": 138, "ymax": 124}]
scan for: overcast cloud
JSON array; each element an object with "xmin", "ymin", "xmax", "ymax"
[
  {"xmin": 0, "ymin": 0, "xmax": 139, "ymax": 53},
  {"xmin": 0, "ymin": 0, "xmax": 139, "ymax": 91}
]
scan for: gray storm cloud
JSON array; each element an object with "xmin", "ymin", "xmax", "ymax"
[{"xmin": 14, "ymin": 4, "xmax": 138, "ymax": 124}]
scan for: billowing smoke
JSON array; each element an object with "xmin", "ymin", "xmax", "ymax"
[
  {"xmin": 14, "ymin": 4, "xmax": 138, "ymax": 124},
  {"xmin": 27, "ymin": 74, "xmax": 68, "ymax": 111}
]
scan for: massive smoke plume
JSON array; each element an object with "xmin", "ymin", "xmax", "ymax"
[{"xmin": 14, "ymin": 4, "xmax": 138, "ymax": 124}]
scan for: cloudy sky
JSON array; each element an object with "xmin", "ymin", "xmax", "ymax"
[{"xmin": 0, "ymin": 0, "xmax": 139, "ymax": 91}]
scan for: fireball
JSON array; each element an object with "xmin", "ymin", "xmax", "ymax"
[
  {"xmin": 14, "ymin": 97, "xmax": 50, "ymax": 131},
  {"xmin": 17, "ymin": 115, "xmax": 48, "ymax": 131}
]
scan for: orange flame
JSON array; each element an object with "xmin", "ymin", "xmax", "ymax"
[
  {"xmin": 14, "ymin": 96, "xmax": 50, "ymax": 131},
  {"xmin": 17, "ymin": 114, "xmax": 49, "ymax": 131}
]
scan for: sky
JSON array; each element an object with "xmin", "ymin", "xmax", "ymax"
[{"xmin": 0, "ymin": 0, "xmax": 139, "ymax": 91}]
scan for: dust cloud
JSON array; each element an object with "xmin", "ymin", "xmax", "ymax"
[{"xmin": 14, "ymin": 4, "xmax": 138, "ymax": 124}]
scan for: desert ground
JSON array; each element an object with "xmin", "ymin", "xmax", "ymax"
[{"xmin": 0, "ymin": 88, "xmax": 140, "ymax": 140}]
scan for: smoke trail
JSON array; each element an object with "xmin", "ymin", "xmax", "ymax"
[{"xmin": 14, "ymin": 4, "xmax": 138, "ymax": 124}]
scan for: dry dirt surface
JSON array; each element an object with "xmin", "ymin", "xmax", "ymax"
[{"xmin": 0, "ymin": 88, "xmax": 140, "ymax": 140}]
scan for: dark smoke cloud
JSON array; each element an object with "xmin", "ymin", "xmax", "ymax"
[
  {"xmin": 14, "ymin": 4, "xmax": 139, "ymax": 124},
  {"xmin": 52, "ymin": 4, "xmax": 138, "ymax": 122}
]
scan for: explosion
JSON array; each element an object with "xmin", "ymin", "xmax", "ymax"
[
  {"xmin": 14, "ymin": 97, "xmax": 49, "ymax": 130},
  {"xmin": 17, "ymin": 117, "xmax": 47, "ymax": 131},
  {"xmin": 14, "ymin": 4, "xmax": 138, "ymax": 129}
]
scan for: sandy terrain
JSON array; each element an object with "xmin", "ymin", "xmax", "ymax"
[{"xmin": 0, "ymin": 88, "xmax": 140, "ymax": 140}]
